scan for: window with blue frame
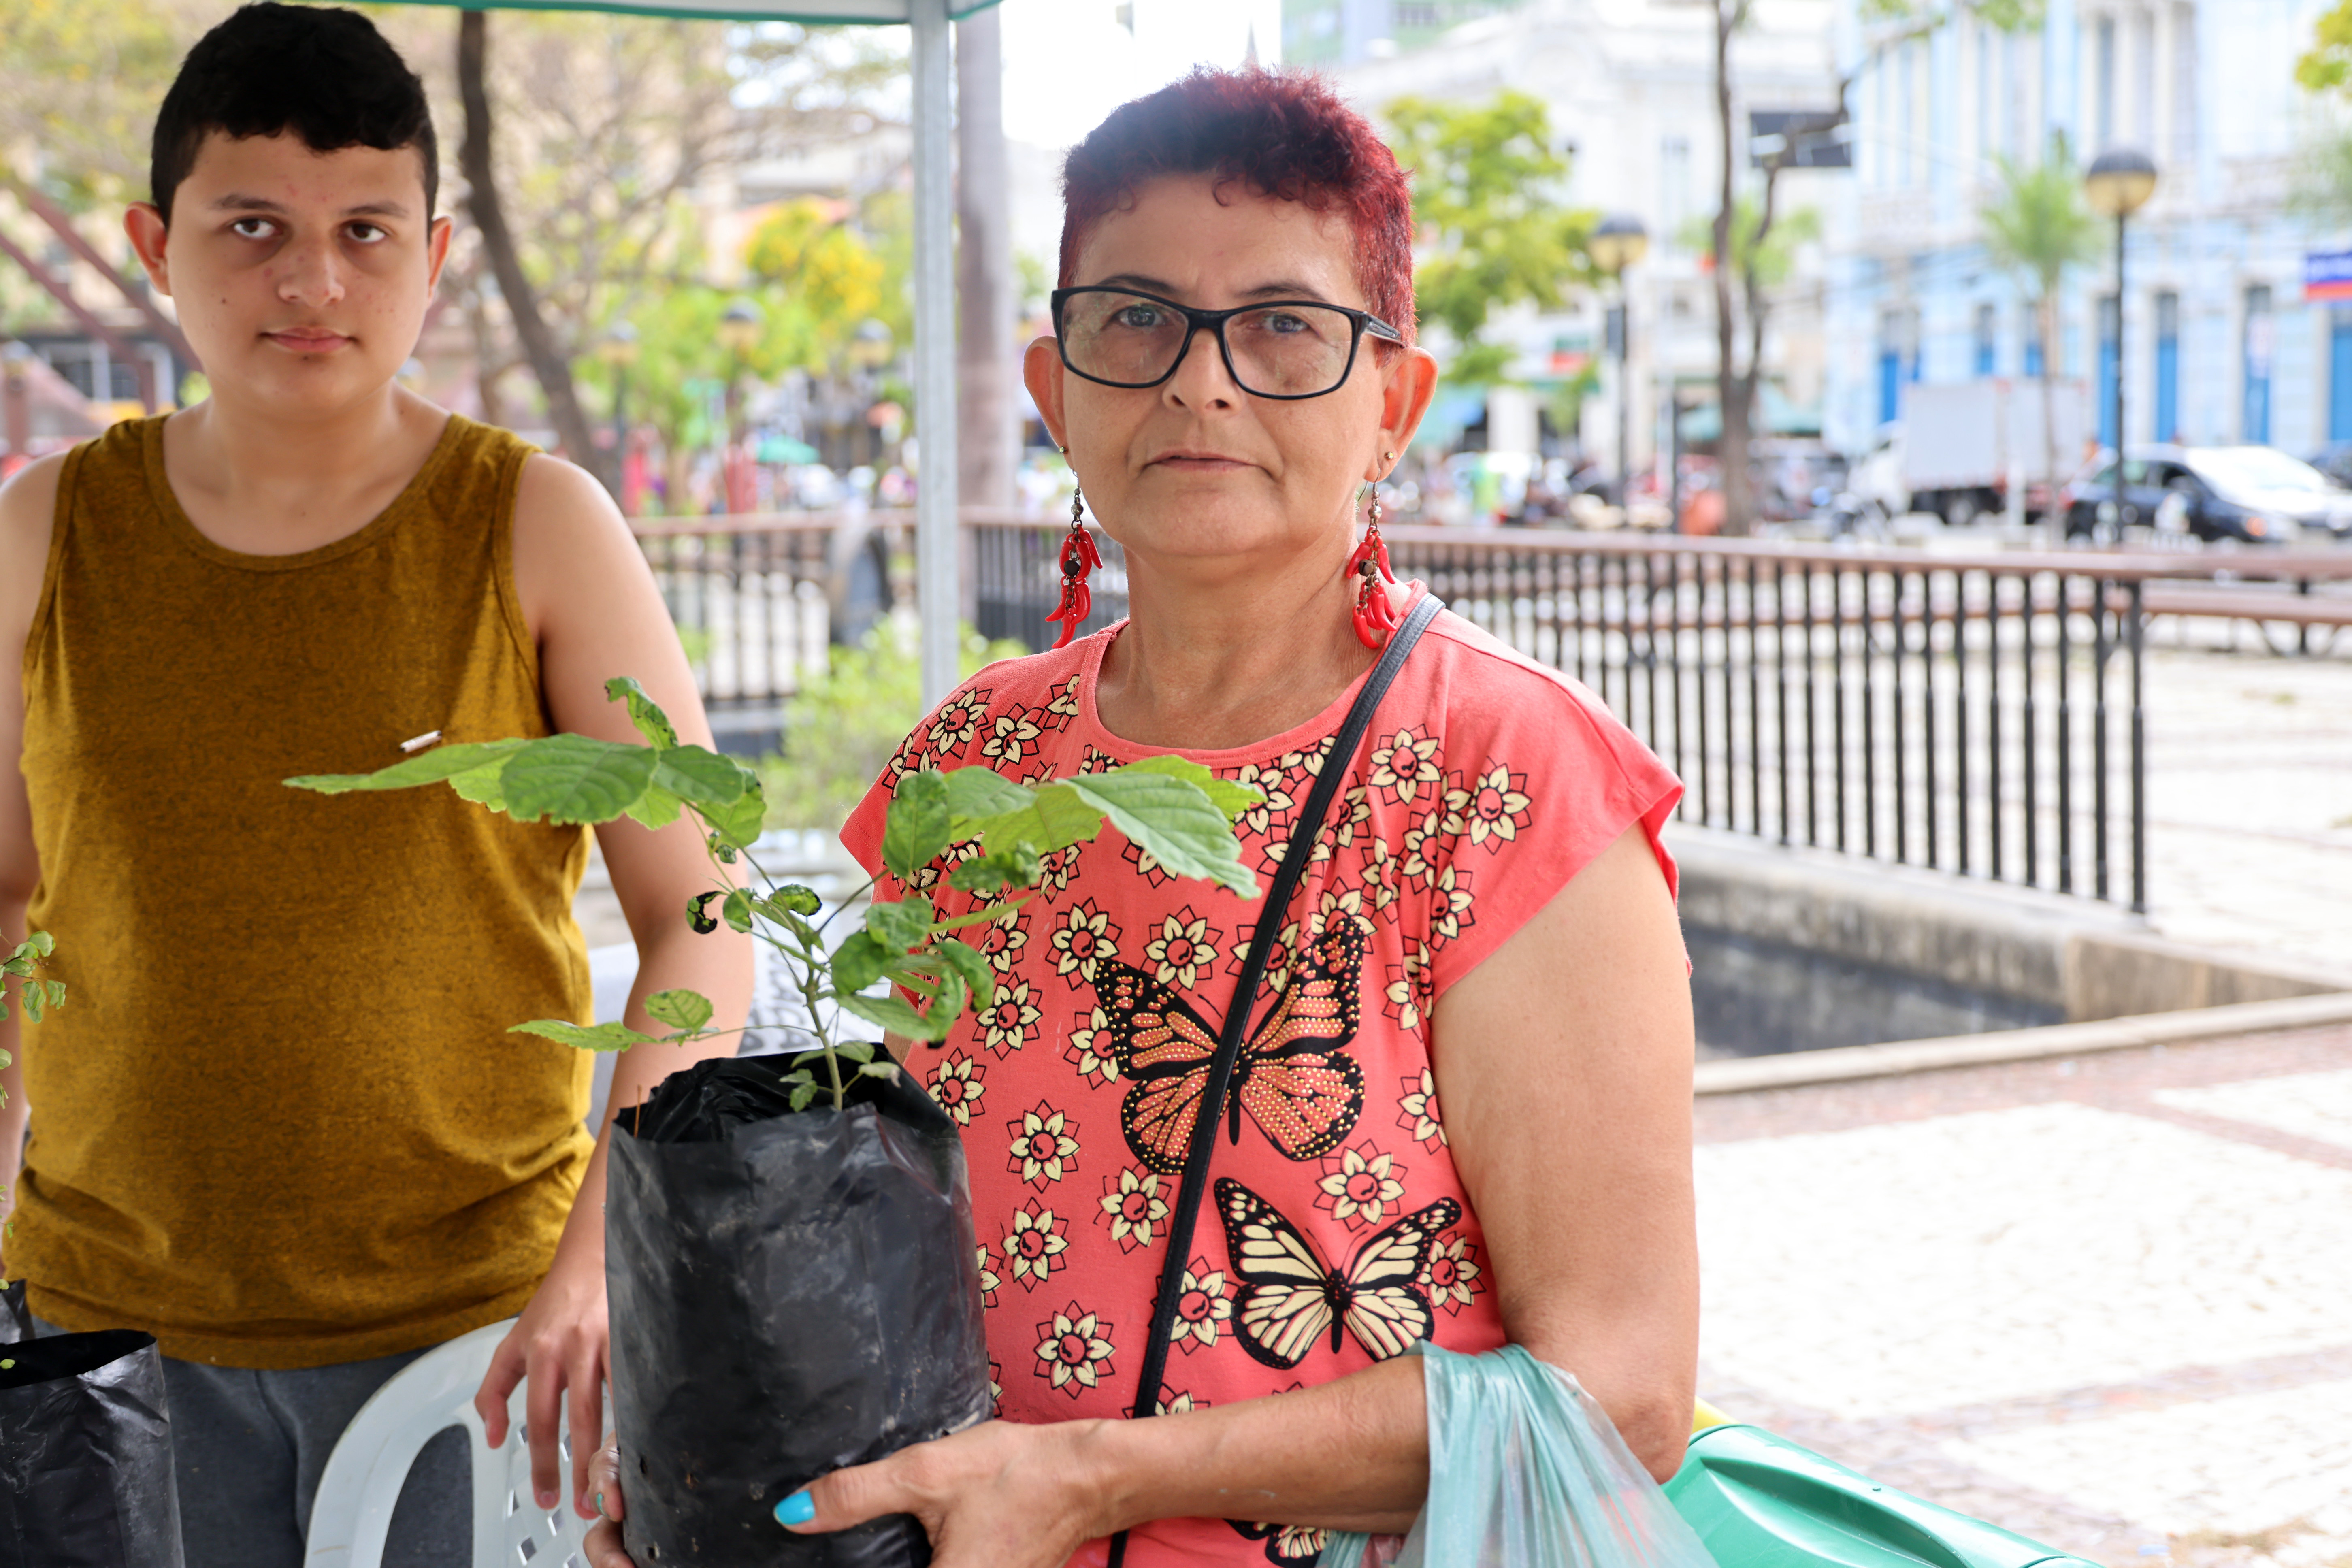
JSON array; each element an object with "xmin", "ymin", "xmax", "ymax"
[
  {"xmin": 2154, "ymin": 292, "xmax": 2179, "ymax": 443},
  {"xmin": 2331, "ymin": 305, "xmax": 2352, "ymax": 444},
  {"xmin": 2243, "ymin": 285, "xmax": 2273, "ymax": 445}
]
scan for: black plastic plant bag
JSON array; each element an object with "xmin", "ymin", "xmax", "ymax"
[
  {"xmin": 607, "ymin": 1055, "xmax": 991, "ymax": 1567},
  {"xmin": 0, "ymin": 1327, "xmax": 185, "ymax": 1568}
]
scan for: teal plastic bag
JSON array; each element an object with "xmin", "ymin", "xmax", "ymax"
[{"xmin": 1323, "ymin": 1344, "xmax": 1718, "ymax": 1568}]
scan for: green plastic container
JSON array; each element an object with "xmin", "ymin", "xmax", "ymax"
[{"xmin": 1665, "ymin": 1422, "xmax": 2101, "ymax": 1568}]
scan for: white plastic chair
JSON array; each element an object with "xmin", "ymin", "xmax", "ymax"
[{"xmin": 303, "ymin": 1318, "xmax": 595, "ymax": 1568}]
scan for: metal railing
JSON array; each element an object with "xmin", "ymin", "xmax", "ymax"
[{"xmin": 636, "ymin": 509, "xmax": 2352, "ymax": 911}]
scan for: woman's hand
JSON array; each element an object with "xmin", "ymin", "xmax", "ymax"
[
  {"xmin": 583, "ymin": 1441, "xmax": 636, "ymax": 1568},
  {"xmin": 475, "ymin": 1236, "xmax": 609, "ymax": 1520},
  {"xmin": 779, "ymin": 1419, "xmax": 1115, "ymax": 1568}
]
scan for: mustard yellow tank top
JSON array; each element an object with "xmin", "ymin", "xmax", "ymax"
[{"xmin": 15, "ymin": 413, "xmax": 594, "ymax": 1369}]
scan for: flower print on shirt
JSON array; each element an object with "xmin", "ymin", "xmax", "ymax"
[
  {"xmin": 1313, "ymin": 784, "xmax": 1374, "ymax": 867},
  {"xmin": 1098, "ymin": 1165, "xmax": 1172, "ymax": 1252},
  {"xmin": 1315, "ymin": 1141, "xmax": 1409, "ymax": 1230},
  {"xmin": 925, "ymin": 687, "xmax": 993, "ymax": 755},
  {"xmin": 980, "ymin": 906, "xmax": 1033, "ymax": 977},
  {"xmin": 1155, "ymin": 1388, "xmax": 1206, "ymax": 1416},
  {"xmin": 1170, "ymin": 1258, "xmax": 1235, "ymax": 1353},
  {"xmin": 1121, "ymin": 838, "xmax": 1176, "ymax": 888},
  {"xmin": 974, "ymin": 1242, "xmax": 1001, "ymax": 1307},
  {"xmin": 1003, "ymin": 1199, "xmax": 1071, "ymax": 1289},
  {"xmin": 1397, "ymin": 1065, "xmax": 1444, "ymax": 1152},
  {"xmin": 1035, "ymin": 1302, "xmax": 1115, "ymax": 1397},
  {"xmin": 1224, "ymin": 913, "xmax": 1302, "ymax": 995},
  {"xmin": 1424, "ymin": 1231, "xmax": 1484, "ymax": 1314},
  {"xmin": 926, "ymin": 1053, "xmax": 987, "ymax": 1127},
  {"xmin": 1428, "ymin": 864, "xmax": 1477, "ymax": 950},
  {"xmin": 1229, "ymin": 759, "xmax": 1300, "ymax": 840},
  {"xmin": 1063, "ymin": 1003, "xmax": 1120, "ymax": 1086},
  {"xmin": 1382, "ymin": 940, "xmax": 1433, "ymax": 1038},
  {"xmin": 1042, "ymin": 673, "xmax": 1083, "ymax": 731},
  {"xmin": 1367, "ymin": 724, "xmax": 1444, "ymax": 808},
  {"xmin": 1047, "ymin": 900, "xmax": 1123, "ymax": 988},
  {"xmin": 976, "ymin": 975, "xmax": 1045, "ymax": 1057},
  {"xmin": 979, "ymin": 707, "xmax": 1045, "ymax": 769},
  {"xmin": 1448, "ymin": 761, "xmax": 1534, "ymax": 850},
  {"xmin": 1006, "ymin": 1101, "xmax": 1079, "ymax": 1188},
  {"xmin": 1142, "ymin": 907, "xmax": 1223, "ymax": 993}
]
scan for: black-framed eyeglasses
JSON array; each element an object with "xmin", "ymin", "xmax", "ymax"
[{"xmin": 1050, "ymin": 285, "xmax": 1404, "ymax": 401}]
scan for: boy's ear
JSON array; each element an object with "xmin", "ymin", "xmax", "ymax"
[
  {"xmin": 124, "ymin": 204, "xmax": 173, "ymax": 298},
  {"xmin": 426, "ymin": 214, "xmax": 454, "ymax": 296}
]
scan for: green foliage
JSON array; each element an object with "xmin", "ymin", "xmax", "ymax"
[
  {"xmin": 1678, "ymin": 199, "xmax": 1822, "ymax": 294},
  {"xmin": 1978, "ymin": 137, "xmax": 2102, "ymax": 307},
  {"xmin": 2302, "ymin": 0, "xmax": 2352, "ymax": 94},
  {"xmin": 761, "ymin": 621, "xmax": 1026, "ymax": 833},
  {"xmin": 2292, "ymin": 122, "xmax": 2352, "ymax": 223},
  {"xmin": 286, "ymin": 676, "xmax": 1259, "ymax": 1113},
  {"xmin": 1384, "ymin": 90, "xmax": 1600, "ymax": 387},
  {"xmin": 0, "ymin": 931, "xmax": 65, "ymax": 1110}
]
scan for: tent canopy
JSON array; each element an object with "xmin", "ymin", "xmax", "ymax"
[{"xmin": 397, "ymin": 0, "xmax": 1000, "ymax": 704}]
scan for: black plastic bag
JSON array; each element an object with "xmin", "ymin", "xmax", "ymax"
[
  {"xmin": 0, "ymin": 1283, "xmax": 28, "ymax": 1345},
  {"xmin": 0, "ymin": 1327, "xmax": 185, "ymax": 1568},
  {"xmin": 607, "ymin": 1056, "xmax": 991, "ymax": 1567}
]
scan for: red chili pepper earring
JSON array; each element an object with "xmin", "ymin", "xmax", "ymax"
[
  {"xmin": 1048, "ymin": 454, "xmax": 1102, "ymax": 650},
  {"xmin": 1349, "ymin": 458, "xmax": 1402, "ymax": 650}
]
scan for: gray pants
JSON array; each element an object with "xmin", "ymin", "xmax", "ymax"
[{"xmin": 36, "ymin": 1317, "xmax": 469, "ymax": 1568}]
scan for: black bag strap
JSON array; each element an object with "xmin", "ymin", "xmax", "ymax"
[{"xmin": 1107, "ymin": 591, "xmax": 1443, "ymax": 1568}]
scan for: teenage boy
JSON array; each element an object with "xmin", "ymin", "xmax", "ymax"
[{"xmin": 0, "ymin": 6, "xmax": 750, "ymax": 1562}]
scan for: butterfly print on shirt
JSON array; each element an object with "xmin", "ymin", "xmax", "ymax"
[
  {"xmin": 1214, "ymin": 1176, "xmax": 1459, "ymax": 1370},
  {"xmin": 1095, "ymin": 920, "xmax": 1368, "ymax": 1175}
]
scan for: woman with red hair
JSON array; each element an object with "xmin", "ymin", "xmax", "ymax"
[{"xmin": 588, "ymin": 67, "xmax": 1694, "ymax": 1568}]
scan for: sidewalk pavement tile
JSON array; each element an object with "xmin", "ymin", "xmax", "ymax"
[
  {"xmin": 1943, "ymin": 1378, "xmax": 2352, "ymax": 1551},
  {"xmin": 2152, "ymin": 1068, "xmax": 2352, "ymax": 1153},
  {"xmin": 1694, "ymin": 1101, "xmax": 2352, "ymax": 1418}
]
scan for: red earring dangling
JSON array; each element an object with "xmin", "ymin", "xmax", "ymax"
[
  {"xmin": 1047, "ymin": 475, "xmax": 1102, "ymax": 650},
  {"xmin": 1349, "ymin": 480, "xmax": 1402, "ymax": 650}
]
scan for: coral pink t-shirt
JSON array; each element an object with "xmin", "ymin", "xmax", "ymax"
[{"xmin": 842, "ymin": 592, "xmax": 1681, "ymax": 1567}]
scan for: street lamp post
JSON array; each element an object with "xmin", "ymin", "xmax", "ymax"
[
  {"xmin": 2084, "ymin": 149, "xmax": 2158, "ymax": 485},
  {"xmin": 1589, "ymin": 213, "xmax": 1649, "ymax": 512}
]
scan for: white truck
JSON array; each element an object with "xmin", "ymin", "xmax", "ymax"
[{"xmin": 1851, "ymin": 379, "xmax": 2093, "ymax": 524}]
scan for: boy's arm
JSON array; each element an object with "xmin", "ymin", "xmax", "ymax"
[
  {"xmin": 0, "ymin": 456, "xmax": 64, "ymax": 1274},
  {"xmin": 480, "ymin": 454, "xmax": 754, "ymax": 1521}
]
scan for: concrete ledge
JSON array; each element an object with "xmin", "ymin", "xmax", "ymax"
[
  {"xmin": 1692, "ymin": 989, "xmax": 2352, "ymax": 1095},
  {"xmin": 1667, "ymin": 824, "xmax": 2350, "ymax": 1022}
]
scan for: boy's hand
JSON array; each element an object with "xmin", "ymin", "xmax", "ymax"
[{"xmin": 475, "ymin": 1234, "xmax": 609, "ymax": 1519}]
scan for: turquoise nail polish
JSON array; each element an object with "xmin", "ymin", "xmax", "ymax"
[
  {"xmin": 774, "ymin": 1490, "xmax": 816, "ymax": 1528},
  {"xmin": 595, "ymin": 1492, "xmax": 605, "ymax": 1518}
]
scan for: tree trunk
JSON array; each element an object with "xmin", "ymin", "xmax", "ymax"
[
  {"xmin": 458, "ymin": 11, "xmax": 607, "ymax": 490},
  {"xmin": 956, "ymin": 8, "xmax": 1016, "ymax": 517},
  {"xmin": 1711, "ymin": 0, "xmax": 1756, "ymax": 536}
]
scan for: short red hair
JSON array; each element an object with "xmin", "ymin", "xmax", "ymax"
[{"xmin": 1057, "ymin": 68, "xmax": 1416, "ymax": 348}]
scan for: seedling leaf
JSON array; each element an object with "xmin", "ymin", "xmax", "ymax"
[
  {"xmin": 967, "ymin": 781, "xmax": 1106, "ymax": 859},
  {"xmin": 654, "ymin": 745, "xmax": 748, "ymax": 810},
  {"xmin": 285, "ymin": 738, "xmax": 528, "ymax": 796},
  {"xmin": 882, "ymin": 770, "xmax": 953, "ymax": 880},
  {"xmin": 864, "ymin": 897, "xmax": 935, "ymax": 954},
  {"xmin": 501, "ymin": 735, "xmax": 660, "ymax": 825},
  {"xmin": 688, "ymin": 892, "xmax": 721, "ymax": 934},
  {"xmin": 605, "ymin": 677, "xmax": 679, "ymax": 748},
  {"xmin": 645, "ymin": 989, "xmax": 714, "ymax": 1032},
  {"xmin": 43, "ymin": 980, "xmax": 64, "ymax": 1010},
  {"xmin": 703, "ymin": 775, "xmax": 767, "ymax": 850},
  {"xmin": 1118, "ymin": 754, "xmax": 1266, "ymax": 822},
  {"xmin": 761, "ymin": 885, "xmax": 821, "ymax": 919},
  {"xmin": 838, "ymin": 990, "xmax": 939, "ymax": 1039},
  {"xmin": 622, "ymin": 785, "xmax": 684, "ymax": 831},
  {"xmin": 931, "ymin": 937, "xmax": 995, "ymax": 1011},
  {"xmin": 831, "ymin": 930, "xmax": 893, "ymax": 993},
  {"xmin": 858, "ymin": 1061, "xmax": 902, "ymax": 1082},
  {"xmin": 942, "ymin": 767, "xmax": 1033, "ymax": 822},
  {"xmin": 511, "ymin": 1018, "xmax": 656, "ymax": 1052},
  {"xmin": 722, "ymin": 889, "xmax": 756, "ymax": 933},
  {"xmin": 1065, "ymin": 772, "xmax": 1260, "ymax": 895}
]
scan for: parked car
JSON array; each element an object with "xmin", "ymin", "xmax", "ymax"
[{"xmin": 2062, "ymin": 444, "xmax": 2344, "ymax": 543}]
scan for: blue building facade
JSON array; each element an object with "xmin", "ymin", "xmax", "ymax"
[{"xmin": 1825, "ymin": 0, "xmax": 2348, "ymax": 461}]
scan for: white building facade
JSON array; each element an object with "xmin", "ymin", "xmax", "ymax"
[
  {"xmin": 1316, "ymin": 0, "xmax": 1841, "ymax": 478},
  {"xmin": 1828, "ymin": 0, "xmax": 2350, "ymax": 459}
]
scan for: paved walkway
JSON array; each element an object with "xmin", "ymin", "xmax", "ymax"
[{"xmin": 1694, "ymin": 1025, "xmax": 2352, "ymax": 1568}]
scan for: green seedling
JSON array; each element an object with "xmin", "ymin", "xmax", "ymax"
[
  {"xmin": 0, "ymin": 929, "xmax": 64, "ymax": 1111},
  {"xmin": 289, "ymin": 678, "xmax": 1261, "ymax": 1111}
]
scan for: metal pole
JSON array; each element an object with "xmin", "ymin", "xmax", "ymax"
[
  {"xmin": 1611, "ymin": 292, "xmax": 1630, "ymax": 505},
  {"xmin": 2112, "ymin": 214, "xmax": 2127, "ymax": 470},
  {"xmin": 912, "ymin": 0, "xmax": 961, "ymax": 709}
]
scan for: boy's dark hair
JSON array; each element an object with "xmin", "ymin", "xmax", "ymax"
[{"xmin": 151, "ymin": 3, "xmax": 437, "ymax": 225}]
